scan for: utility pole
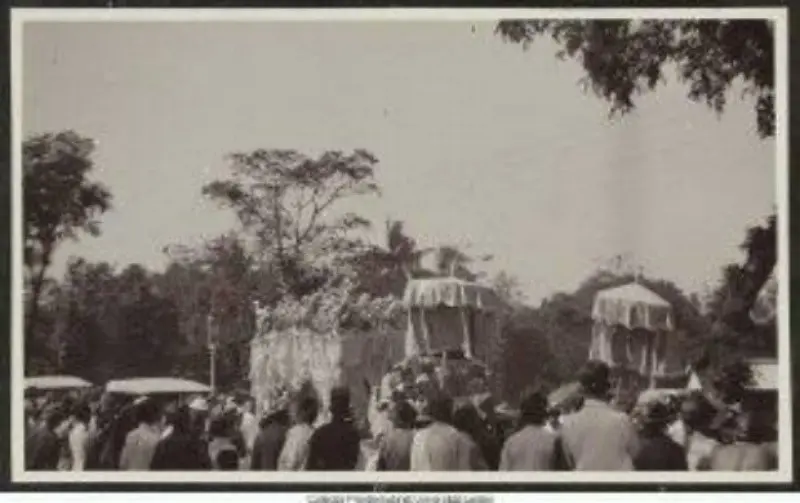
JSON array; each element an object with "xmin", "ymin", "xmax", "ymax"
[{"xmin": 207, "ymin": 313, "xmax": 217, "ymax": 394}]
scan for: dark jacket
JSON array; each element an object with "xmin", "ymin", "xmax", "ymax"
[
  {"xmin": 26, "ymin": 427, "xmax": 61, "ymax": 471},
  {"xmin": 250, "ymin": 419, "xmax": 289, "ymax": 470},
  {"xmin": 377, "ymin": 427, "xmax": 415, "ymax": 471},
  {"xmin": 633, "ymin": 433, "xmax": 689, "ymax": 471},
  {"xmin": 306, "ymin": 417, "xmax": 361, "ymax": 471},
  {"xmin": 150, "ymin": 433, "xmax": 211, "ymax": 471}
]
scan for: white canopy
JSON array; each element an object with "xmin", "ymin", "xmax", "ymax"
[
  {"xmin": 106, "ymin": 377, "xmax": 211, "ymax": 395},
  {"xmin": 403, "ymin": 278, "xmax": 504, "ymax": 312},
  {"xmin": 592, "ymin": 282, "xmax": 674, "ymax": 332},
  {"xmin": 25, "ymin": 375, "xmax": 92, "ymax": 391},
  {"xmin": 402, "ymin": 278, "xmax": 505, "ymax": 360}
]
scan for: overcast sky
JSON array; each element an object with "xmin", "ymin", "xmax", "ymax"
[{"xmin": 22, "ymin": 20, "xmax": 775, "ymax": 303}]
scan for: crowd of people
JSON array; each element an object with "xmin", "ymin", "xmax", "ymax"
[{"xmin": 24, "ymin": 360, "xmax": 778, "ymax": 473}]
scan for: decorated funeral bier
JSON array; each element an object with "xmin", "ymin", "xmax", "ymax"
[
  {"xmin": 249, "ymin": 276, "xmax": 507, "ymax": 428},
  {"xmin": 249, "ymin": 278, "xmax": 406, "ymax": 427}
]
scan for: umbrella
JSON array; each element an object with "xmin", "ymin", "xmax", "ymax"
[
  {"xmin": 25, "ymin": 375, "xmax": 93, "ymax": 391},
  {"xmin": 106, "ymin": 377, "xmax": 211, "ymax": 395}
]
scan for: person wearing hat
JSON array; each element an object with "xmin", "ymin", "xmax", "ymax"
[
  {"xmin": 67, "ymin": 402, "xmax": 92, "ymax": 471},
  {"xmin": 188, "ymin": 396, "xmax": 210, "ymax": 441},
  {"xmin": 376, "ymin": 399, "xmax": 417, "ymax": 471},
  {"xmin": 499, "ymin": 388, "xmax": 561, "ymax": 471},
  {"xmin": 207, "ymin": 416, "xmax": 240, "ymax": 470},
  {"xmin": 306, "ymin": 386, "xmax": 361, "ymax": 470},
  {"xmin": 668, "ymin": 391, "xmax": 719, "ymax": 471},
  {"xmin": 25, "ymin": 407, "xmax": 66, "ymax": 471},
  {"xmin": 250, "ymin": 395, "xmax": 291, "ymax": 470},
  {"xmin": 409, "ymin": 392, "xmax": 478, "ymax": 471},
  {"xmin": 277, "ymin": 393, "xmax": 319, "ymax": 470},
  {"xmin": 558, "ymin": 360, "xmax": 639, "ymax": 470},
  {"xmin": 151, "ymin": 405, "xmax": 211, "ymax": 470},
  {"xmin": 238, "ymin": 397, "xmax": 259, "ymax": 464},
  {"xmin": 705, "ymin": 408, "xmax": 777, "ymax": 471},
  {"xmin": 119, "ymin": 398, "xmax": 163, "ymax": 470},
  {"xmin": 632, "ymin": 400, "xmax": 688, "ymax": 471}
]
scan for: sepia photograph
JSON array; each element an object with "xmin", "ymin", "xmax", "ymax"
[{"xmin": 10, "ymin": 8, "xmax": 791, "ymax": 484}]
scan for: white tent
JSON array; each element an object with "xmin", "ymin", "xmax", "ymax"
[
  {"xmin": 402, "ymin": 277, "xmax": 504, "ymax": 360},
  {"xmin": 106, "ymin": 377, "xmax": 211, "ymax": 395},
  {"xmin": 25, "ymin": 375, "xmax": 92, "ymax": 391},
  {"xmin": 589, "ymin": 282, "xmax": 675, "ymax": 383}
]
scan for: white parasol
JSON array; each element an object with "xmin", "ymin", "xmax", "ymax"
[
  {"xmin": 106, "ymin": 377, "xmax": 211, "ymax": 395},
  {"xmin": 25, "ymin": 375, "xmax": 92, "ymax": 391}
]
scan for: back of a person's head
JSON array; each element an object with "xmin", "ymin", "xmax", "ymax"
[
  {"xmin": 45, "ymin": 409, "xmax": 66, "ymax": 431},
  {"xmin": 137, "ymin": 399, "xmax": 161, "ymax": 425},
  {"xmin": 169, "ymin": 405, "xmax": 192, "ymax": 434},
  {"xmin": 296, "ymin": 396, "xmax": 319, "ymax": 425},
  {"xmin": 578, "ymin": 360, "xmax": 611, "ymax": 398},
  {"xmin": 390, "ymin": 400, "xmax": 417, "ymax": 429},
  {"xmin": 209, "ymin": 416, "xmax": 230, "ymax": 438},
  {"xmin": 428, "ymin": 393, "xmax": 454, "ymax": 424},
  {"xmin": 216, "ymin": 448, "xmax": 239, "ymax": 470},
  {"xmin": 681, "ymin": 392, "xmax": 714, "ymax": 430},
  {"xmin": 452, "ymin": 402, "xmax": 481, "ymax": 435},
  {"xmin": 519, "ymin": 388, "xmax": 548, "ymax": 426},
  {"xmin": 329, "ymin": 386, "xmax": 351, "ymax": 418},
  {"xmin": 72, "ymin": 402, "xmax": 92, "ymax": 424}
]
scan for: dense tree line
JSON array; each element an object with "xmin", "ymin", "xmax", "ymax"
[
  {"xmin": 22, "ymin": 132, "xmax": 776, "ymax": 400},
  {"xmin": 23, "ymin": 19, "xmax": 777, "ymax": 400}
]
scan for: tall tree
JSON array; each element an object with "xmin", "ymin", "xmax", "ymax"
[
  {"xmin": 23, "ymin": 131, "xmax": 112, "ymax": 339},
  {"xmin": 430, "ymin": 245, "xmax": 492, "ymax": 281},
  {"xmin": 203, "ymin": 149, "xmax": 379, "ymax": 297},
  {"xmin": 491, "ymin": 271, "xmax": 527, "ymax": 307},
  {"xmin": 701, "ymin": 215, "xmax": 778, "ymax": 364},
  {"xmin": 159, "ymin": 234, "xmax": 278, "ymax": 388},
  {"xmin": 114, "ymin": 264, "xmax": 181, "ymax": 378},
  {"xmin": 53, "ymin": 259, "xmax": 118, "ymax": 382},
  {"xmin": 354, "ymin": 219, "xmax": 434, "ymax": 297},
  {"xmin": 496, "ymin": 19, "xmax": 775, "ymax": 138},
  {"xmin": 496, "ymin": 19, "xmax": 777, "ymax": 332}
]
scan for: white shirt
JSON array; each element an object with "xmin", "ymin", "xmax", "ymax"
[
  {"xmin": 278, "ymin": 424, "xmax": 314, "ymax": 471},
  {"xmin": 409, "ymin": 422, "xmax": 482, "ymax": 471},
  {"xmin": 240, "ymin": 412, "xmax": 259, "ymax": 452},
  {"xmin": 68, "ymin": 422, "xmax": 89, "ymax": 471}
]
